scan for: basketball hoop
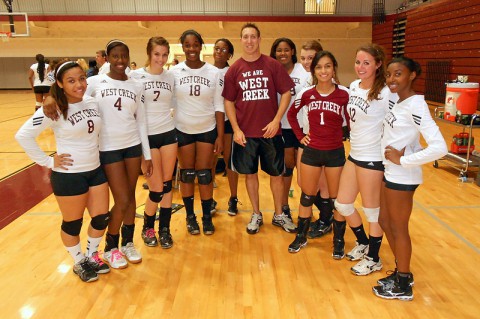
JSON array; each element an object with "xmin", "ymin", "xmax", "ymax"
[{"xmin": 0, "ymin": 32, "xmax": 12, "ymax": 42}]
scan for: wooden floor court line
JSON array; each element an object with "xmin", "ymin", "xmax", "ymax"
[{"xmin": 415, "ymin": 200, "xmax": 480, "ymax": 254}]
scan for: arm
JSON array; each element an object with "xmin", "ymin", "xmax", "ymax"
[
  {"xmin": 213, "ymin": 72, "xmax": 225, "ymax": 154},
  {"xmin": 262, "ymin": 90, "xmax": 291, "ymax": 138},
  {"xmin": 225, "ymin": 99, "xmax": 246, "ymax": 147},
  {"xmin": 15, "ymin": 110, "xmax": 73, "ymax": 170},
  {"xmin": 136, "ymin": 90, "xmax": 153, "ymax": 176},
  {"xmin": 287, "ymin": 93, "xmax": 306, "ymax": 142},
  {"xmin": 28, "ymin": 69, "xmax": 34, "ymax": 89}
]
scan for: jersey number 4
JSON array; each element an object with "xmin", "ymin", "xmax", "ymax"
[{"xmin": 114, "ymin": 97, "xmax": 122, "ymax": 111}]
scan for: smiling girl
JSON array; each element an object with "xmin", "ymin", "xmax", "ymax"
[
  {"xmin": 287, "ymin": 51, "xmax": 349, "ymax": 253},
  {"xmin": 17, "ymin": 61, "xmax": 109, "ymax": 282},
  {"xmin": 373, "ymin": 56, "xmax": 447, "ymax": 300}
]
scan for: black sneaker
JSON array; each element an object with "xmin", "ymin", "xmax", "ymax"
[
  {"xmin": 210, "ymin": 199, "xmax": 217, "ymax": 215},
  {"xmin": 202, "ymin": 216, "xmax": 215, "ymax": 235},
  {"xmin": 159, "ymin": 227, "xmax": 174, "ymax": 249},
  {"xmin": 377, "ymin": 270, "xmax": 414, "ymax": 289},
  {"xmin": 141, "ymin": 227, "xmax": 158, "ymax": 247},
  {"xmin": 332, "ymin": 238, "xmax": 345, "ymax": 260},
  {"xmin": 87, "ymin": 252, "xmax": 110, "ymax": 274},
  {"xmin": 373, "ymin": 281, "xmax": 413, "ymax": 301},
  {"xmin": 288, "ymin": 235, "xmax": 307, "ymax": 253},
  {"xmin": 227, "ymin": 197, "xmax": 239, "ymax": 216},
  {"xmin": 307, "ymin": 219, "xmax": 332, "ymax": 239},
  {"xmin": 73, "ymin": 258, "xmax": 99, "ymax": 283},
  {"xmin": 186, "ymin": 215, "xmax": 200, "ymax": 235}
]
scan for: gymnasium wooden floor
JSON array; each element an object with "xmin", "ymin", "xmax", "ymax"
[{"xmin": 0, "ymin": 90, "xmax": 479, "ymax": 319}]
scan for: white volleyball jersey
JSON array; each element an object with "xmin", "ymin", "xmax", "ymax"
[
  {"xmin": 281, "ymin": 63, "xmax": 311, "ymax": 129},
  {"xmin": 30, "ymin": 63, "xmax": 51, "ymax": 87},
  {"xmin": 382, "ymin": 95, "xmax": 447, "ymax": 185},
  {"xmin": 130, "ymin": 68, "xmax": 175, "ymax": 135},
  {"xmin": 98, "ymin": 62, "xmax": 110, "ymax": 75},
  {"xmin": 218, "ymin": 66, "xmax": 230, "ymax": 122},
  {"xmin": 86, "ymin": 74, "xmax": 151, "ymax": 159},
  {"xmin": 347, "ymin": 80, "xmax": 398, "ymax": 161},
  {"xmin": 16, "ymin": 96, "xmax": 102, "ymax": 173},
  {"xmin": 170, "ymin": 62, "xmax": 224, "ymax": 134}
]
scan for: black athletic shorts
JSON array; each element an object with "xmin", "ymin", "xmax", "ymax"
[
  {"xmin": 348, "ymin": 155, "xmax": 384, "ymax": 172},
  {"xmin": 282, "ymin": 129, "xmax": 301, "ymax": 149},
  {"xmin": 177, "ymin": 127, "xmax": 217, "ymax": 147},
  {"xmin": 51, "ymin": 166, "xmax": 107, "ymax": 196},
  {"xmin": 384, "ymin": 177, "xmax": 419, "ymax": 191},
  {"xmin": 148, "ymin": 129, "xmax": 178, "ymax": 149},
  {"xmin": 231, "ymin": 135, "xmax": 284, "ymax": 176},
  {"xmin": 100, "ymin": 143, "xmax": 142, "ymax": 165},
  {"xmin": 33, "ymin": 86, "xmax": 51, "ymax": 94},
  {"xmin": 301, "ymin": 146, "xmax": 345, "ymax": 167},
  {"xmin": 224, "ymin": 120, "xmax": 234, "ymax": 134}
]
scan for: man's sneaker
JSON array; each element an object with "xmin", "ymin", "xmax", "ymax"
[
  {"xmin": 332, "ymin": 238, "xmax": 345, "ymax": 260},
  {"xmin": 87, "ymin": 252, "xmax": 110, "ymax": 274},
  {"xmin": 159, "ymin": 227, "xmax": 174, "ymax": 249},
  {"xmin": 141, "ymin": 227, "xmax": 158, "ymax": 247},
  {"xmin": 186, "ymin": 215, "xmax": 200, "ymax": 235},
  {"xmin": 272, "ymin": 213, "xmax": 297, "ymax": 233},
  {"xmin": 307, "ymin": 219, "xmax": 332, "ymax": 238},
  {"xmin": 73, "ymin": 258, "xmax": 98, "ymax": 283},
  {"xmin": 210, "ymin": 199, "xmax": 218, "ymax": 215},
  {"xmin": 373, "ymin": 281, "xmax": 413, "ymax": 301},
  {"xmin": 346, "ymin": 241, "xmax": 369, "ymax": 261},
  {"xmin": 120, "ymin": 242, "xmax": 142, "ymax": 264},
  {"xmin": 246, "ymin": 212, "xmax": 263, "ymax": 234},
  {"xmin": 202, "ymin": 216, "xmax": 215, "ymax": 235},
  {"xmin": 227, "ymin": 197, "xmax": 239, "ymax": 216},
  {"xmin": 288, "ymin": 235, "xmax": 307, "ymax": 253},
  {"xmin": 103, "ymin": 248, "xmax": 128, "ymax": 269},
  {"xmin": 377, "ymin": 270, "xmax": 414, "ymax": 289},
  {"xmin": 351, "ymin": 256, "xmax": 383, "ymax": 275}
]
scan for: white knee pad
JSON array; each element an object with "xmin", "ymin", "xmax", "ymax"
[
  {"xmin": 335, "ymin": 201, "xmax": 355, "ymax": 217},
  {"xmin": 363, "ymin": 207, "xmax": 380, "ymax": 223}
]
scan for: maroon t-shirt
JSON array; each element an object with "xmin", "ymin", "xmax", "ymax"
[
  {"xmin": 222, "ymin": 54, "xmax": 294, "ymax": 138},
  {"xmin": 288, "ymin": 85, "xmax": 350, "ymax": 150}
]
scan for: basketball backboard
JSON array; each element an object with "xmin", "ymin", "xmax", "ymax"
[{"xmin": 0, "ymin": 12, "xmax": 29, "ymax": 37}]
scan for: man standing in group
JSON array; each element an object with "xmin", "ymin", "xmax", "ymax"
[
  {"xmin": 223, "ymin": 23, "xmax": 297, "ymax": 234},
  {"xmin": 95, "ymin": 50, "xmax": 109, "ymax": 74}
]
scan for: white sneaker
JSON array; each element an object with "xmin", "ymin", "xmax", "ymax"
[
  {"xmin": 246, "ymin": 212, "xmax": 263, "ymax": 234},
  {"xmin": 272, "ymin": 213, "xmax": 297, "ymax": 233},
  {"xmin": 346, "ymin": 241, "xmax": 369, "ymax": 261},
  {"xmin": 103, "ymin": 248, "xmax": 128, "ymax": 269},
  {"xmin": 120, "ymin": 242, "xmax": 142, "ymax": 264},
  {"xmin": 351, "ymin": 256, "xmax": 383, "ymax": 276}
]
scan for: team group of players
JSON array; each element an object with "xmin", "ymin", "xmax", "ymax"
[{"xmin": 16, "ymin": 22, "xmax": 448, "ymax": 301}]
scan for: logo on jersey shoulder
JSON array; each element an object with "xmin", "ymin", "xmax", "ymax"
[
  {"xmin": 141, "ymin": 75, "xmax": 146, "ymax": 79},
  {"xmin": 310, "ymin": 95, "xmax": 316, "ymax": 100},
  {"xmin": 101, "ymin": 80, "xmax": 108, "ymax": 83},
  {"xmin": 32, "ymin": 116, "xmax": 43, "ymax": 126}
]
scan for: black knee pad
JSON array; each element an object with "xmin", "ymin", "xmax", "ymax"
[
  {"xmin": 163, "ymin": 180, "xmax": 172, "ymax": 194},
  {"xmin": 196, "ymin": 169, "xmax": 212, "ymax": 185},
  {"xmin": 283, "ymin": 167, "xmax": 294, "ymax": 177},
  {"xmin": 61, "ymin": 218, "xmax": 83, "ymax": 236},
  {"xmin": 149, "ymin": 190, "xmax": 164, "ymax": 203},
  {"xmin": 300, "ymin": 192, "xmax": 316, "ymax": 207},
  {"xmin": 90, "ymin": 212, "xmax": 110, "ymax": 230},
  {"xmin": 180, "ymin": 169, "xmax": 196, "ymax": 183}
]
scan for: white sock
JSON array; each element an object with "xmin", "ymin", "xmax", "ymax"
[
  {"xmin": 85, "ymin": 236, "xmax": 103, "ymax": 257},
  {"xmin": 66, "ymin": 243, "xmax": 84, "ymax": 264}
]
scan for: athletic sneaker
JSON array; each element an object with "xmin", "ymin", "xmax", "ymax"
[
  {"xmin": 246, "ymin": 212, "xmax": 263, "ymax": 234},
  {"xmin": 351, "ymin": 256, "xmax": 383, "ymax": 275},
  {"xmin": 346, "ymin": 241, "xmax": 369, "ymax": 261},
  {"xmin": 288, "ymin": 235, "xmax": 307, "ymax": 253},
  {"xmin": 202, "ymin": 216, "xmax": 215, "ymax": 235},
  {"xmin": 159, "ymin": 227, "xmax": 174, "ymax": 249},
  {"xmin": 307, "ymin": 219, "xmax": 332, "ymax": 238},
  {"xmin": 73, "ymin": 258, "xmax": 98, "ymax": 283},
  {"xmin": 87, "ymin": 252, "xmax": 110, "ymax": 274},
  {"xmin": 186, "ymin": 215, "xmax": 200, "ymax": 235},
  {"xmin": 332, "ymin": 238, "xmax": 345, "ymax": 260},
  {"xmin": 103, "ymin": 248, "xmax": 128, "ymax": 269},
  {"xmin": 373, "ymin": 280, "xmax": 413, "ymax": 301},
  {"xmin": 272, "ymin": 213, "xmax": 297, "ymax": 233},
  {"xmin": 377, "ymin": 270, "xmax": 414, "ymax": 289},
  {"xmin": 141, "ymin": 227, "xmax": 158, "ymax": 247},
  {"xmin": 120, "ymin": 242, "xmax": 142, "ymax": 264},
  {"xmin": 227, "ymin": 197, "xmax": 239, "ymax": 216},
  {"xmin": 210, "ymin": 199, "xmax": 218, "ymax": 215}
]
